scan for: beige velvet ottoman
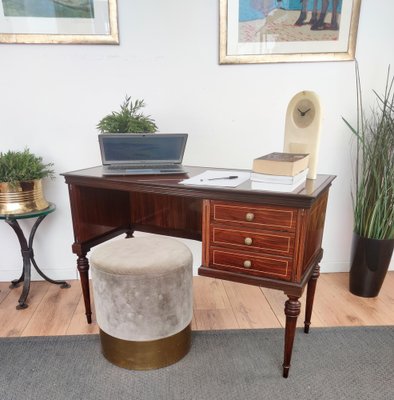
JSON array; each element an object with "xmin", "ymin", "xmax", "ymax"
[{"xmin": 90, "ymin": 236, "xmax": 193, "ymax": 370}]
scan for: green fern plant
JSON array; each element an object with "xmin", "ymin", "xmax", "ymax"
[
  {"xmin": 96, "ymin": 96, "xmax": 158, "ymax": 133},
  {"xmin": 0, "ymin": 149, "xmax": 55, "ymax": 185},
  {"xmin": 342, "ymin": 64, "xmax": 394, "ymax": 240}
]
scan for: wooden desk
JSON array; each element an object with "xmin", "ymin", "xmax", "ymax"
[{"xmin": 63, "ymin": 165, "xmax": 335, "ymax": 377}]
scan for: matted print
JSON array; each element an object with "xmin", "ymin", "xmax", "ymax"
[{"xmin": 220, "ymin": 0, "xmax": 361, "ymax": 63}]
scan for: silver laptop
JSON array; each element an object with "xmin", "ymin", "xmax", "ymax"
[{"xmin": 99, "ymin": 133, "xmax": 188, "ymax": 175}]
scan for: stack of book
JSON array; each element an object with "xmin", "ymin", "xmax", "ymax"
[{"xmin": 251, "ymin": 152, "xmax": 310, "ymax": 192}]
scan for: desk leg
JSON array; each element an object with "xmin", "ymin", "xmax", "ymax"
[
  {"xmin": 77, "ymin": 254, "xmax": 92, "ymax": 324},
  {"xmin": 304, "ymin": 264, "xmax": 320, "ymax": 334},
  {"xmin": 76, "ymin": 234, "xmax": 133, "ymax": 325},
  {"xmin": 283, "ymin": 296, "xmax": 301, "ymax": 378}
]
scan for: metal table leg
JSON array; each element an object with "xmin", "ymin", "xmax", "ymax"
[{"xmin": 6, "ymin": 214, "xmax": 70, "ymax": 309}]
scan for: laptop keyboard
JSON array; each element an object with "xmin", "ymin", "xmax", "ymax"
[{"xmin": 108, "ymin": 164, "xmax": 180, "ymax": 170}]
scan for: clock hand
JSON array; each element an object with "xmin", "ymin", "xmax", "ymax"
[{"xmin": 298, "ymin": 108, "xmax": 311, "ymax": 117}]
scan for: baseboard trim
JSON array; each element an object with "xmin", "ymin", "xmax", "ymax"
[{"xmin": 0, "ymin": 268, "xmax": 79, "ymax": 282}]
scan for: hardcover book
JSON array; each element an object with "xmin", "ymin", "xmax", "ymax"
[
  {"xmin": 250, "ymin": 180, "xmax": 306, "ymax": 193},
  {"xmin": 252, "ymin": 152, "xmax": 310, "ymax": 176},
  {"xmin": 250, "ymin": 168, "xmax": 308, "ymax": 185}
]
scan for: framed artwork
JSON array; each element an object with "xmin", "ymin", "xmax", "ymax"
[
  {"xmin": 0, "ymin": 0, "xmax": 118, "ymax": 44},
  {"xmin": 220, "ymin": 0, "xmax": 361, "ymax": 64}
]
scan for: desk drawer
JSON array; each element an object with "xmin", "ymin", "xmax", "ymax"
[
  {"xmin": 211, "ymin": 201, "xmax": 297, "ymax": 232},
  {"xmin": 210, "ymin": 248, "xmax": 292, "ymax": 281},
  {"xmin": 211, "ymin": 226, "xmax": 295, "ymax": 257}
]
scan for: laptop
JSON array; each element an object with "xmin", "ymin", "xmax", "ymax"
[{"xmin": 99, "ymin": 133, "xmax": 188, "ymax": 176}]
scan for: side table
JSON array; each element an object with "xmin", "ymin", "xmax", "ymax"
[{"xmin": 0, "ymin": 203, "xmax": 70, "ymax": 309}]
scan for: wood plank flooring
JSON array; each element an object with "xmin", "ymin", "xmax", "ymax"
[{"xmin": 0, "ymin": 272, "xmax": 393, "ymax": 337}]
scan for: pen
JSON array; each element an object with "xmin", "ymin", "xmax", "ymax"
[{"xmin": 207, "ymin": 175, "xmax": 238, "ymax": 181}]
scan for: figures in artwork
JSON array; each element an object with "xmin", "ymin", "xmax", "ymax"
[
  {"xmin": 294, "ymin": 0, "xmax": 318, "ymax": 26},
  {"xmin": 295, "ymin": 0, "xmax": 339, "ymax": 30}
]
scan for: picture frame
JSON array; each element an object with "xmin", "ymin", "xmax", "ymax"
[
  {"xmin": 220, "ymin": 0, "xmax": 361, "ymax": 64},
  {"xmin": 0, "ymin": 0, "xmax": 118, "ymax": 44}
]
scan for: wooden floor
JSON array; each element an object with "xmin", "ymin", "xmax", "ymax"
[{"xmin": 0, "ymin": 272, "xmax": 393, "ymax": 337}]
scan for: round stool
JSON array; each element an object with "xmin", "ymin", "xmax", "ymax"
[{"xmin": 90, "ymin": 236, "xmax": 193, "ymax": 370}]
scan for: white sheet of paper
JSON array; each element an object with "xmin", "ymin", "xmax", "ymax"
[{"xmin": 179, "ymin": 170, "xmax": 250, "ymax": 187}]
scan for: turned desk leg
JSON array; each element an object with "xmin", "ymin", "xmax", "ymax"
[
  {"xmin": 283, "ymin": 296, "xmax": 301, "ymax": 378},
  {"xmin": 77, "ymin": 255, "xmax": 92, "ymax": 324},
  {"xmin": 75, "ymin": 230, "xmax": 134, "ymax": 324},
  {"xmin": 304, "ymin": 264, "xmax": 320, "ymax": 334}
]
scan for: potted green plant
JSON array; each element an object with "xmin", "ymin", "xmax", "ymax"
[
  {"xmin": 343, "ymin": 64, "xmax": 394, "ymax": 297},
  {"xmin": 0, "ymin": 149, "xmax": 55, "ymax": 215},
  {"xmin": 97, "ymin": 96, "xmax": 158, "ymax": 134}
]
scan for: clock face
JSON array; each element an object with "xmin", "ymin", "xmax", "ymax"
[{"xmin": 292, "ymin": 99, "xmax": 316, "ymax": 128}]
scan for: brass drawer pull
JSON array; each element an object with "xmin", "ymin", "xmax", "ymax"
[
  {"xmin": 243, "ymin": 260, "xmax": 252, "ymax": 268},
  {"xmin": 245, "ymin": 212, "xmax": 255, "ymax": 222},
  {"xmin": 244, "ymin": 237, "xmax": 253, "ymax": 246}
]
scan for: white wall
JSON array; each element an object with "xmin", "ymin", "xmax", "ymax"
[{"xmin": 0, "ymin": 0, "xmax": 393, "ymax": 280}]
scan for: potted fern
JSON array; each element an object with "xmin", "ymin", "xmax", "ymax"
[
  {"xmin": 0, "ymin": 149, "xmax": 55, "ymax": 215},
  {"xmin": 343, "ymin": 64, "xmax": 394, "ymax": 297},
  {"xmin": 97, "ymin": 96, "xmax": 158, "ymax": 134}
]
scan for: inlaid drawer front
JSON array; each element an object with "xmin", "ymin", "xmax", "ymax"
[
  {"xmin": 211, "ymin": 227, "xmax": 295, "ymax": 256},
  {"xmin": 210, "ymin": 249, "xmax": 292, "ymax": 281},
  {"xmin": 212, "ymin": 202, "xmax": 297, "ymax": 232}
]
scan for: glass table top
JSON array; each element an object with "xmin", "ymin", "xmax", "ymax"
[{"xmin": 0, "ymin": 203, "xmax": 56, "ymax": 220}]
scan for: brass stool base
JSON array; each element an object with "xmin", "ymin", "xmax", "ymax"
[{"xmin": 99, "ymin": 324, "xmax": 191, "ymax": 370}]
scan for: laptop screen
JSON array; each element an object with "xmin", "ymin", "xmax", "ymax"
[{"xmin": 99, "ymin": 134, "xmax": 188, "ymax": 165}]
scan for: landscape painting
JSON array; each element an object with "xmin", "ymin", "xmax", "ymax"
[
  {"xmin": 2, "ymin": 0, "xmax": 94, "ymax": 18},
  {"xmin": 0, "ymin": 0, "xmax": 118, "ymax": 44},
  {"xmin": 220, "ymin": 0, "xmax": 361, "ymax": 63}
]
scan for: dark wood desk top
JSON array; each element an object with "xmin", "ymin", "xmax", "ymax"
[{"xmin": 63, "ymin": 165, "xmax": 335, "ymax": 209}]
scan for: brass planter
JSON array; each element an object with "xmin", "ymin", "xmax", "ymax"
[{"xmin": 0, "ymin": 179, "xmax": 49, "ymax": 215}]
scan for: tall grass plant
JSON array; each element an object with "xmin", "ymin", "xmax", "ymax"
[{"xmin": 343, "ymin": 64, "xmax": 394, "ymax": 240}]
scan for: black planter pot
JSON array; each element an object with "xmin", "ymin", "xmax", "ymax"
[{"xmin": 349, "ymin": 233, "xmax": 394, "ymax": 297}]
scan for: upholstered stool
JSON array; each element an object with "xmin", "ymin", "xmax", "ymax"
[{"xmin": 90, "ymin": 236, "xmax": 193, "ymax": 370}]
